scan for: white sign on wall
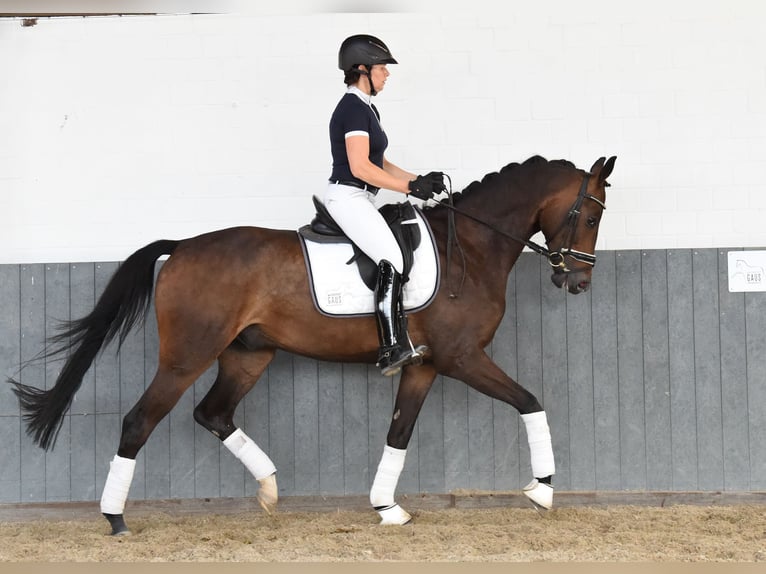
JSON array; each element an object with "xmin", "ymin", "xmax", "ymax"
[{"xmin": 728, "ymin": 251, "xmax": 766, "ymax": 292}]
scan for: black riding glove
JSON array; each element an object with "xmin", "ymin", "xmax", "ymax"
[{"xmin": 408, "ymin": 171, "xmax": 446, "ymax": 201}]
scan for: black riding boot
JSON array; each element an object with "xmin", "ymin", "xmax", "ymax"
[{"xmin": 374, "ymin": 260, "xmax": 427, "ymax": 376}]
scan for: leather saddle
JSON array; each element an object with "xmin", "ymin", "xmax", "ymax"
[{"xmin": 298, "ymin": 196, "xmax": 422, "ymax": 291}]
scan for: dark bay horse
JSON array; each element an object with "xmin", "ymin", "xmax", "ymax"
[{"xmin": 11, "ymin": 154, "xmax": 616, "ymax": 534}]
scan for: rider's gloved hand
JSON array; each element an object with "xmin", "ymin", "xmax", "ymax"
[{"xmin": 408, "ymin": 171, "xmax": 446, "ymax": 201}]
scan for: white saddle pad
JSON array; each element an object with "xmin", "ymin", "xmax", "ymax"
[{"xmin": 298, "ymin": 208, "xmax": 440, "ymax": 317}]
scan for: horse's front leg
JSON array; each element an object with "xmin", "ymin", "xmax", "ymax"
[
  {"xmin": 444, "ymin": 350, "xmax": 555, "ymax": 512},
  {"xmin": 370, "ymin": 363, "xmax": 437, "ymax": 525}
]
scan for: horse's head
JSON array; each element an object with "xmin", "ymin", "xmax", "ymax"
[{"xmin": 539, "ymin": 156, "xmax": 616, "ymax": 294}]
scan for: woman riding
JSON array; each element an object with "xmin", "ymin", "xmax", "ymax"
[{"xmin": 324, "ymin": 34, "xmax": 446, "ymax": 377}]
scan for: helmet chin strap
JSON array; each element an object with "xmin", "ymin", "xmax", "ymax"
[{"xmin": 360, "ymin": 65, "xmax": 377, "ymax": 97}]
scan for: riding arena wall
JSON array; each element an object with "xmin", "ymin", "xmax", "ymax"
[{"xmin": 2, "ymin": 3, "xmax": 765, "ymax": 505}]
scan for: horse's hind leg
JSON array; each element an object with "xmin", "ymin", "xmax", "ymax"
[
  {"xmin": 101, "ymin": 361, "xmax": 214, "ymax": 536},
  {"xmin": 193, "ymin": 345, "xmax": 278, "ymax": 514}
]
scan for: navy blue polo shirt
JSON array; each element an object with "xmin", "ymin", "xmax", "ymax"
[{"xmin": 329, "ymin": 87, "xmax": 388, "ymax": 185}]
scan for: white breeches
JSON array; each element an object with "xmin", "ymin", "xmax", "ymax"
[
  {"xmin": 323, "ymin": 182, "xmax": 404, "ymax": 274},
  {"xmin": 521, "ymin": 410, "xmax": 556, "ymax": 478}
]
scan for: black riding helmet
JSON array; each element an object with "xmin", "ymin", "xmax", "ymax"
[{"xmin": 338, "ymin": 34, "xmax": 398, "ymax": 71}]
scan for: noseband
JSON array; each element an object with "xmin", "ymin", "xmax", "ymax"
[{"xmin": 439, "ymin": 173, "xmax": 606, "ymax": 273}]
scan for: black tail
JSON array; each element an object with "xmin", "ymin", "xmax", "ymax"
[{"xmin": 9, "ymin": 239, "xmax": 180, "ymax": 451}]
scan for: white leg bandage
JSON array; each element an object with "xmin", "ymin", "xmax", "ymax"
[
  {"xmin": 100, "ymin": 455, "xmax": 136, "ymax": 515},
  {"xmin": 521, "ymin": 411, "xmax": 556, "ymax": 478},
  {"xmin": 369, "ymin": 444, "xmax": 406, "ymax": 509},
  {"xmin": 223, "ymin": 428, "xmax": 276, "ymax": 480}
]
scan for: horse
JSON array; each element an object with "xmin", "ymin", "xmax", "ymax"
[{"xmin": 10, "ymin": 154, "xmax": 616, "ymax": 535}]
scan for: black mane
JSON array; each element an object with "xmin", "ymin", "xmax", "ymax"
[{"xmin": 423, "ymin": 155, "xmax": 577, "ymax": 211}]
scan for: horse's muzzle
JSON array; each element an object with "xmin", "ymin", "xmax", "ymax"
[{"xmin": 551, "ymin": 269, "xmax": 592, "ymax": 294}]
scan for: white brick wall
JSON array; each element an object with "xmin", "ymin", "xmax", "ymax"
[{"xmin": 2, "ymin": 3, "xmax": 765, "ymax": 263}]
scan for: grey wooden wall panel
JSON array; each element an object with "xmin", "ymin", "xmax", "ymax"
[
  {"xmin": 745, "ymin": 282, "xmax": 766, "ymax": 490},
  {"xmin": 418, "ymin": 377, "xmax": 445, "ymax": 493},
  {"xmin": 666, "ymin": 250, "xmax": 698, "ymax": 490},
  {"xmin": 590, "ymin": 251, "xmax": 621, "ymax": 491},
  {"xmin": 0, "ymin": 265, "xmax": 21, "ymax": 415},
  {"xmin": 514, "ymin": 253, "xmax": 543, "ymax": 485},
  {"xmin": 0, "ymin": 416, "xmax": 20, "ymax": 503},
  {"xmin": 2, "ymin": 248, "xmax": 766, "ymax": 505},
  {"xmin": 491, "ymin": 266, "xmax": 521, "ymax": 491},
  {"xmin": 692, "ymin": 249, "xmax": 725, "ymax": 491},
  {"xmin": 718, "ymin": 250, "xmax": 750, "ymax": 491},
  {"xmin": 616, "ymin": 250, "xmax": 646, "ymax": 489},
  {"xmin": 641, "ymin": 251, "xmax": 672, "ymax": 491},
  {"xmin": 317, "ymin": 361, "xmax": 343, "ymax": 495},
  {"xmin": 442, "ymin": 375, "xmax": 469, "ymax": 491},
  {"xmin": 341, "ymin": 363, "xmax": 368, "ymax": 494},
  {"xmin": 0, "ymin": 264, "xmax": 21, "ymax": 502},
  {"xmin": 293, "ymin": 356, "xmax": 320, "ymax": 495},
  {"xmin": 541, "ymin": 265, "xmax": 570, "ymax": 489},
  {"xmin": 19, "ymin": 264, "xmax": 46, "ymax": 503},
  {"xmin": 44, "ymin": 264, "xmax": 71, "ymax": 502}
]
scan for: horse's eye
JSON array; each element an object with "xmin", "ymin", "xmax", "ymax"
[{"xmin": 586, "ymin": 216, "xmax": 599, "ymax": 228}]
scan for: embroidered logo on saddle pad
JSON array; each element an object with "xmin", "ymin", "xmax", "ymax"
[{"xmin": 297, "ymin": 203, "xmax": 440, "ymax": 317}]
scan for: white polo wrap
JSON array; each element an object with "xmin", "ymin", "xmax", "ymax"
[
  {"xmin": 223, "ymin": 428, "xmax": 276, "ymax": 480},
  {"xmin": 370, "ymin": 444, "xmax": 406, "ymax": 508},
  {"xmin": 521, "ymin": 410, "xmax": 556, "ymax": 478},
  {"xmin": 100, "ymin": 454, "xmax": 136, "ymax": 515}
]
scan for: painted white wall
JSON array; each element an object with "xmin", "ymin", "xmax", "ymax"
[{"xmin": 2, "ymin": 2, "xmax": 765, "ymax": 264}]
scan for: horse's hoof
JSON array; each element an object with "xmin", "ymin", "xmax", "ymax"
[
  {"xmin": 103, "ymin": 513, "xmax": 132, "ymax": 536},
  {"xmin": 376, "ymin": 504, "xmax": 412, "ymax": 525},
  {"xmin": 257, "ymin": 473, "xmax": 278, "ymax": 515},
  {"xmin": 522, "ymin": 479, "xmax": 553, "ymax": 515}
]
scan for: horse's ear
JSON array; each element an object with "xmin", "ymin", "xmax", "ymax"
[
  {"xmin": 589, "ymin": 157, "xmax": 606, "ymax": 175},
  {"xmin": 599, "ymin": 156, "xmax": 617, "ymax": 183}
]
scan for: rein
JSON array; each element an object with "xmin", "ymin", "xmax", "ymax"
[{"xmin": 437, "ymin": 174, "xmax": 605, "ymax": 296}]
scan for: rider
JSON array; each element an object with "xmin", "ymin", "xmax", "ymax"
[{"xmin": 324, "ymin": 34, "xmax": 446, "ymax": 376}]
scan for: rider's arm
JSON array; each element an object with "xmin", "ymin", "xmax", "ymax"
[{"xmin": 346, "ymin": 135, "xmax": 413, "ymax": 194}]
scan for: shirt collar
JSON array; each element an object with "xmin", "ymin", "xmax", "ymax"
[{"xmin": 347, "ymin": 85, "xmax": 372, "ymax": 106}]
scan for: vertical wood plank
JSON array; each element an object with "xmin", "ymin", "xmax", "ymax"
[
  {"xmin": 19, "ymin": 264, "xmax": 46, "ymax": 502},
  {"xmin": 69, "ymin": 263, "xmax": 97, "ymax": 501},
  {"xmin": 268, "ymin": 350, "xmax": 295, "ymax": 496},
  {"xmin": 491, "ymin": 265, "xmax": 520, "ymax": 491},
  {"xmin": 667, "ymin": 249, "xmax": 698, "ymax": 490},
  {"xmin": 193, "ymin": 365, "xmax": 220, "ymax": 498},
  {"xmin": 0, "ymin": 265, "xmax": 21, "ymax": 502},
  {"xmin": 0, "ymin": 265, "xmax": 21, "ymax": 414},
  {"xmin": 566, "ymin": 285, "xmax": 596, "ymax": 490},
  {"xmin": 0, "ymin": 414, "xmax": 21, "ymax": 503},
  {"xmin": 417, "ymin": 376, "xmax": 445, "ymax": 493},
  {"xmin": 515, "ymin": 253, "xmax": 544, "ymax": 482},
  {"xmin": 718, "ymin": 249, "xmax": 750, "ymax": 490},
  {"xmin": 44, "ymin": 263, "xmax": 71, "ymax": 501},
  {"xmin": 342, "ymin": 363, "xmax": 369, "ymax": 494},
  {"xmin": 745, "ymin": 288, "xmax": 766, "ymax": 490},
  {"xmin": 615, "ymin": 250, "xmax": 646, "ymax": 489},
  {"xmin": 540, "ymin": 259, "xmax": 570, "ymax": 488},
  {"xmin": 467, "ymin": 386, "xmax": 494, "ymax": 489},
  {"xmin": 442, "ymin": 375, "xmax": 469, "ymax": 490},
  {"xmin": 317, "ymin": 361, "xmax": 343, "ymax": 495},
  {"xmin": 243, "ymin": 359, "xmax": 270, "ymax": 498},
  {"xmin": 293, "ymin": 356, "xmax": 319, "ymax": 495},
  {"xmin": 692, "ymin": 249, "xmax": 724, "ymax": 490},
  {"xmin": 641, "ymin": 251, "xmax": 672, "ymax": 490},
  {"xmin": 93, "ymin": 263, "xmax": 120, "ymax": 416},
  {"xmin": 591, "ymin": 251, "xmax": 621, "ymax": 490}
]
